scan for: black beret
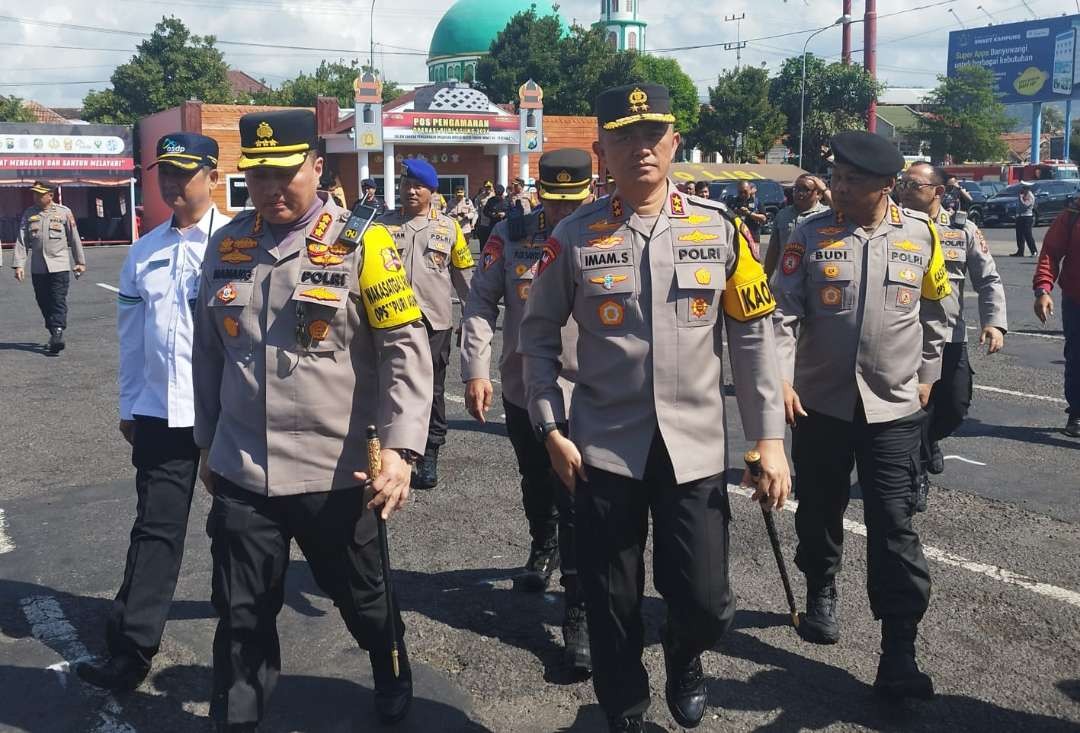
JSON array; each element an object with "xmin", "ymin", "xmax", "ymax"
[{"xmin": 829, "ymin": 130, "xmax": 905, "ymax": 177}]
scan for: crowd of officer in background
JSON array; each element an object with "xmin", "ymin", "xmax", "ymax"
[{"xmin": 2, "ymin": 78, "xmax": 1078, "ymax": 733}]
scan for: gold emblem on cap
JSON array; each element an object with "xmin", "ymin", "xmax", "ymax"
[
  {"xmin": 556, "ymin": 170, "xmax": 571, "ymax": 183},
  {"xmin": 254, "ymin": 121, "xmax": 277, "ymax": 148},
  {"xmin": 628, "ymin": 87, "xmax": 650, "ymax": 113}
]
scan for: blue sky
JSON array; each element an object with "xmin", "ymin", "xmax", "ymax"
[{"xmin": 1, "ymin": 0, "xmax": 1077, "ymax": 111}]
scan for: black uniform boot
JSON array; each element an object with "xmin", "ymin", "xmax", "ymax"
[
  {"xmin": 874, "ymin": 617, "xmax": 934, "ymax": 700},
  {"xmin": 370, "ymin": 639, "xmax": 414, "ymax": 724},
  {"xmin": 915, "ymin": 473, "xmax": 930, "ymax": 514},
  {"xmin": 662, "ymin": 628, "xmax": 707, "ymax": 728},
  {"xmin": 562, "ymin": 584, "xmax": 591, "ymax": 675},
  {"xmin": 75, "ymin": 654, "xmax": 149, "ymax": 691},
  {"xmin": 518, "ymin": 544, "xmax": 559, "ymax": 592},
  {"xmin": 412, "ymin": 446, "xmax": 439, "ymax": 490},
  {"xmin": 798, "ymin": 580, "xmax": 840, "ymax": 644},
  {"xmin": 1065, "ymin": 415, "xmax": 1080, "ymax": 438},
  {"xmin": 608, "ymin": 714, "xmax": 644, "ymax": 732},
  {"xmin": 48, "ymin": 327, "xmax": 64, "ymax": 353}
]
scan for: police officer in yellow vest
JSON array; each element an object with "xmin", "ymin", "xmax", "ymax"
[
  {"xmin": 519, "ymin": 84, "xmax": 791, "ymax": 732},
  {"xmin": 377, "ymin": 159, "xmax": 475, "ymax": 489},
  {"xmin": 461, "ymin": 148, "xmax": 592, "ymax": 674},
  {"xmin": 12, "ymin": 180, "xmax": 85, "ymax": 353},
  {"xmin": 193, "ymin": 109, "xmax": 433, "ymax": 731},
  {"xmin": 772, "ymin": 131, "xmax": 952, "ymax": 700}
]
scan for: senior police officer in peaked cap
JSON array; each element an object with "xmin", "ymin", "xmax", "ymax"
[
  {"xmin": 193, "ymin": 109, "xmax": 433, "ymax": 731},
  {"xmin": 12, "ymin": 180, "xmax": 86, "ymax": 353},
  {"xmin": 772, "ymin": 131, "xmax": 952, "ymax": 700},
  {"xmin": 376, "ymin": 158, "xmax": 475, "ymax": 489},
  {"xmin": 898, "ymin": 162, "xmax": 1007, "ymax": 511},
  {"xmin": 77, "ymin": 133, "xmax": 230, "ymax": 692},
  {"xmin": 460, "ymin": 148, "xmax": 592, "ymax": 675},
  {"xmin": 519, "ymin": 84, "xmax": 791, "ymax": 732}
]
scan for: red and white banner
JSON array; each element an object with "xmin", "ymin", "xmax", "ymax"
[{"xmin": 0, "ymin": 156, "xmax": 135, "ymax": 171}]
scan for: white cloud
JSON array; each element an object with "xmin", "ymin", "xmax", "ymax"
[{"xmin": 1, "ymin": 0, "xmax": 1076, "ymax": 110}]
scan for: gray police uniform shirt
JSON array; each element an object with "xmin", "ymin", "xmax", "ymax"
[
  {"xmin": 376, "ymin": 208, "xmax": 475, "ymax": 332},
  {"xmin": 934, "ymin": 210, "xmax": 1008, "ymax": 344},
  {"xmin": 767, "ymin": 201, "xmax": 830, "ymax": 274},
  {"xmin": 520, "ymin": 183, "xmax": 786, "ymax": 484},
  {"xmin": 460, "ymin": 211, "xmax": 578, "ymax": 410},
  {"xmin": 193, "ymin": 195, "xmax": 434, "ymax": 497},
  {"xmin": 772, "ymin": 201, "xmax": 952, "ymax": 424},
  {"xmin": 13, "ymin": 203, "xmax": 84, "ymax": 274},
  {"xmin": 447, "ymin": 197, "xmax": 478, "ymax": 236}
]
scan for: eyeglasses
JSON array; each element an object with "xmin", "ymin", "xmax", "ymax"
[
  {"xmin": 793, "ymin": 186, "xmax": 817, "ymax": 194},
  {"xmin": 895, "ymin": 180, "xmax": 936, "ymax": 191}
]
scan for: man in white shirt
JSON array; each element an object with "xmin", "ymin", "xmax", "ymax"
[{"xmin": 77, "ymin": 133, "xmax": 229, "ymax": 691}]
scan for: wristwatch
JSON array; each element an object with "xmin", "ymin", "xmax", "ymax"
[
  {"xmin": 389, "ymin": 448, "xmax": 421, "ymax": 465},
  {"xmin": 1035, "ymin": 288, "xmax": 1050, "ymax": 298},
  {"xmin": 534, "ymin": 421, "xmax": 561, "ymax": 442}
]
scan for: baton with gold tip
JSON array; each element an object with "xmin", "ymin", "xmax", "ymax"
[
  {"xmin": 744, "ymin": 450, "xmax": 800, "ymax": 629},
  {"xmin": 367, "ymin": 425, "xmax": 400, "ymax": 678}
]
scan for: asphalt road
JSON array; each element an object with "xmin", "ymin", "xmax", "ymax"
[{"xmin": 0, "ymin": 225, "xmax": 1077, "ymax": 733}]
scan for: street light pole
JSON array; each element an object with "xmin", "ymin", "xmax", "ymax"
[
  {"xmin": 799, "ymin": 15, "xmax": 850, "ymax": 169},
  {"xmin": 370, "ymin": 0, "xmax": 376, "ymax": 70}
]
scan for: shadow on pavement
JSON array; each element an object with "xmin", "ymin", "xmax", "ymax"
[
  {"xmin": 0, "ymin": 341, "xmax": 48, "ymax": 354},
  {"xmin": 711, "ymin": 615, "xmax": 1080, "ymax": 732},
  {"xmin": 447, "ymin": 418, "xmax": 507, "ymax": 437},
  {"xmin": 957, "ymin": 418, "xmax": 1077, "ymax": 449},
  {"xmin": 1057, "ymin": 678, "xmax": 1080, "ymax": 703}
]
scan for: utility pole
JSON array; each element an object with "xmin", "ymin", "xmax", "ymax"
[
  {"xmin": 724, "ymin": 13, "xmax": 746, "ymax": 70},
  {"xmin": 842, "ymin": 0, "xmax": 852, "ymax": 64},
  {"xmin": 864, "ymin": 0, "xmax": 877, "ymax": 132}
]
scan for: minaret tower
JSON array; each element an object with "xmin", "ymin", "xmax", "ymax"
[{"xmin": 599, "ymin": 0, "xmax": 647, "ymax": 52}]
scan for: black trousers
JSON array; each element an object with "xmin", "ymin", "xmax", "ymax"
[
  {"xmin": 106, "ymin": 416, "xmax": 199, "ymax": 667},
  {"xmin": 475, "ymin": 224, "xmax": 491, "ymax": 247},
  {"xmin": 921, "ymin": 342, "xmax": 973, "ymax": 470},
  {"xmin": 427, "ymin": 324, "xmax": 452, "ymax": 449},
  {"xmin": 1015, "ymin": 216, "xmax": 1037, "ymax": 254},
  {"xmin": 575, "ymin": 435, "xmax": 734, "ymax": 720},
  {"xmin": 207, "ymin": 477, "xmax": 402, "ymax": 725},
  {"xmin": 31, "ymin": 271, "xmax": 70, "ymax": 331},
  {"xmin": 792, "ymin": 407, "xmax": 931, "ymax": 621},
  {"xmin": 502, "ymin": 397, "xmax": 575, "ymax": 577}
]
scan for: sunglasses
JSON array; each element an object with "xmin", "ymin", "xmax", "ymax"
[
  {"xmin": 793, "ymin": 185, "xmax": 817, "ymax": 194},
  {"xmin": 895, "ymin": 180, "xmax": 936, "ymax": 191}
]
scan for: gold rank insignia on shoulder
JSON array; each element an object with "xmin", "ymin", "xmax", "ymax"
[
  {"xmin": 669, "ymin": 192, "xmax": 686, "ymax": 216},
  {"xmin": 686, "ymin": 214, "xmax": 712, "ymax": 225},
  {"xmin": 251, "ymin": 213, "xmax": 263, "ymax": 235},
  {"xmin": 309, "ymin": 212, "xmax": 334, "ymax": 243},
  {"xmin": 889, "ymin": 205, "xmax": 902, "ymax": 225},
  {"xmin": 610, "ymin": 197, "xmax": 624, "ymax": 219}
]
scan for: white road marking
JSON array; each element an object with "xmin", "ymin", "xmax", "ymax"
[
  {"xmin": 728, "ymin": 486, "xmax": 1080, "ymax": 610},
  {"xmin": 19, "ymin": 596, "xmax": 135, "ymax": 733},
  {"xmin": 965, "ymin": 325, "xmax": 1063, "ymax": 341},
  {"xmin": 95, "ymin": 283, "xmax": 119, "ymax": 294},
  {"xmin": 0, "ymin": 508, "xmax": 13, "ymax": 554},
  {"xmin": 944, "ymin": 455, "xmax": 988, "ymax": 466},
  {"xmin": 974, "ymin": 384, "xmax": 1068, "ymax": 405}
]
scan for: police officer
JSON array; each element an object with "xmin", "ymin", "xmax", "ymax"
[
  {"xmin": 483, "ymin": 183, "xmax": 511, "ymax": 231},
  {"xmin": 898, "ymin": 162, "xmax": 1007, "ymax": 509},
  {"xmin": 473, "ymin": 179, "xmax": 495, "ymax": 245},
  {"xmin": 12, "ymin": 180, "xmax": 85, "ymax": 353},
  {"xmin": 77, "ymin": 133, "xmax": 229, "ymax": 691},
  {"xmin": 520, "ymin": 84, "xmax": 790, "ymax": 732},
  {"xmin": 765, "ymin": 174, "xmax": 830, "ymax": 277},
  {"xmin": 772, "ymin": 131, "xmax": 952, "ymax": 700},
  {"xmin": 377, "ymin": 159, "xmax": 475, "ymax": 489},
  {"xmin": 360, "ymin": 178, "xmax": 385, "ymax": 213},
  {"xmin": 460, "ymin": 148, "xmax": 592, "ymax": 675},
  {"xmin": 447, "ymin": 185, "xmax": 478, "ymax": 239},
  {"xmin": 510, "ymin": 177, "xmax": 533, "ymax": 214},
  {"xmin": 192, "ymin": 109, "xmax": 433, "ymax": 731}
]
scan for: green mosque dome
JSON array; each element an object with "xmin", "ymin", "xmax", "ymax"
[{"xmin": 428, "ymin": 0, "xmax": 560, "ymax": 60}]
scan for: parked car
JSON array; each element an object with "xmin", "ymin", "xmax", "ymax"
[
  {"xmin": 978, "ymin": 180, "xmax": 1005, "ymax": 197},
  {"xmin": 954, "ymin": 180, "xmax": 988, "ymax": 225},
  {"xmin": 982, "ymin": 180, "xmax": 1080, "ymax": 227},
  {"xmin": 706, "ymin": 179, "xmax": 787, "ymax": 234}
]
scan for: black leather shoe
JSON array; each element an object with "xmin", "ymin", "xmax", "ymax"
[
  {"xmin": 74, "ymin": 654, "xmax": 149, "ymax": 692},
  {"xmin": 915, "ymin": 473, "xmax": 930, "ymax": 514},
  {"xmin": 562, "ymin": 601, "xmax": 591, "ymax": 675},
  {"xmin": 798, "ymin": 581, "xmax": 840, "ymax": 644},
  {"xmin": 928, "ymin": 442, "xmax": 945, "ymax": 475},
  {"xmin": 370, "ymin": 640, "xmax": 413, "ymax": 725},
  {"xmin": 1065, "ymin": 416, "xmax": 1080, "ymax": 438},
  {"xmin": 874, "ymin": 618, "xmax": 934, "ymax": 700},
  {"xmin": 517, "ymin": 545, "xmax": 559, "ymax": 591},
  {"xmin": 662, "ymin": 632, "xmax": 707, "ymax": 728},
  {"xmin": 608, "ymin": 714, "xmax": 644, "ymax": 732},
  {"xmin": 411, "ymin": 446, "xmax": 439, "ymax": 490},
  {"xmin": 48, "ymin": 328, "xmax": 65, "ymax": 354}
]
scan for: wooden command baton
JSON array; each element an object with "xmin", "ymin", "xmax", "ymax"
[
  {"xmin": 744, "ymin": 450, "xmax": 800, "ymax": 629},
  {"xmin": 367, "ymin": 425, "xmax": 401, "ymax": 678}
]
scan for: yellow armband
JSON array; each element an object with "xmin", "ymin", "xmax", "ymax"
[
  {"xmin": 722, "ymin": 216, "xmax": 776, "ymax": 322},
  {"xmin": 358, "ymin": 225, "xmax": 423, "ymax": 329},
  {"xmin": 921, "ymin": 222, "xmax": 953, "ymax": 301},
  {"xmin": 450, "ymin": 221, "xmax": 475, "ymax": 269}
]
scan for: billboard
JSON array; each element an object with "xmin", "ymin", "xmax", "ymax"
[
  {"xmin": 0, "ymin": 123, "xmax": 133, "ymax": 182},
  {"xmin": 948, "ymin": 15, "xmax": 1080, "ymax": 104}
]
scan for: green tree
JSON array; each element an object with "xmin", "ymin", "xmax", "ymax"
[
  {"xmin": 252, "ymin": 61, "xmax": 402, "ymax": 107},
  {"xmin": 695, "ymin": 66, "xmax": 785, "ymax": 162},
  {"xmin": 916, "ymin": 65, "xmax": 1009, "ymax": 163},
  {"xmin": 0, "ymin": 96, "xmax": 36, "ymax": 123},
  {"xmin": 769, "ymin": 54, "xmax": 881, "ymax": 172},
  {"xmin": 82, "ymin": 16, "xmax": 232, "ymax": 124},
  {"xmin": 1042, "ymin": 104, "xmax": 1065, "ymax": 134},
  {"xmin": 475, "ymin": 9, "xmax": 567, "ymax": 108}
]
